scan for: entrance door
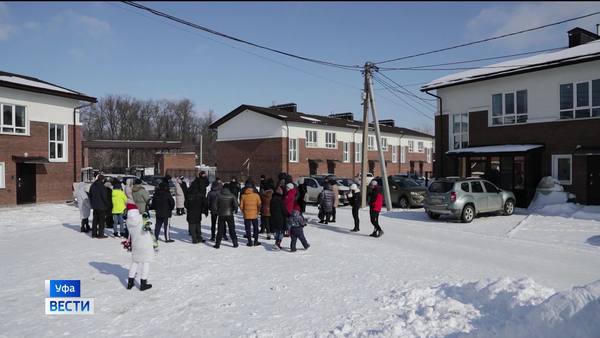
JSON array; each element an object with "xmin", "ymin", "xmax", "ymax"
[
  {"xmin": 309, "ymin": 160, "xmax": 318, "ymax": 176},
  {"xmin": 588, "ymin": 156, "xmax": 600, "ymax": 205},
  {"xmin": 327, "ymin": 160, "xmax": 336, "ymax": 175},
  {"xmin": 368, "ymin": 160, "xmax": 376, "ymax": 174},
  {"xmin": 16, "ymin": 163, "xmax": 36, "ymax": 204}
]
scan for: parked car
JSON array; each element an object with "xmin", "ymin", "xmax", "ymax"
[
  {"xmin": 144, "ymin": 175, "xmax": 177, "ymax": 195},
  {"xmin": 424, "ymin": 178, "xmax": 516, "ymax": 223},
  {"xmin": 72, "ymin": 174, "xmax": 155, "ymax": 203},
  {"xmin": 373, "ymin": 176, "xmax": 428, "ymax": 208},
  {"xmin": 395, "ymin": 173, "xmax": 426, "ymax": 186},
  {"xmin": 298, "ymin": 175, "xmax": 350, "ymax": 205},
  {"xmin": 355, "ymin": 172, "xmax": 374, "ymax": 186},
  {"xmin": 336, "ymin": 178, "xmax": 357, "ymax": 188}
]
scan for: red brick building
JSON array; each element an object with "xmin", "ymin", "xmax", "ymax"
[
  {"xmin": 210, "ymin": 104, "xmax": 433, "ymax": 181},
  {"xmin": 0, "ymin": 71, "xmax": 96, "ymax": 205}
]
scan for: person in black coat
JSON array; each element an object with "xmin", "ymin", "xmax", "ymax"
[
  {"xmin": 89, "ymin": 174, "xmax": 110, "ymax": 238},
  {"xmin": 185, "ymin": 180, "xmax": 208, "ymax": 244},
  {"xmin": 214, "ymin": 183, "xmax": 239, "ymax": 249},
  {"xmin": 207, "ymin": 181, "xmax": 226, "ymax": 241},
  {"xmin": 270, "ymin": 187, "xmax": 288, "ymax": 250},
  {"xmin": 105, "ymin": 179, "xmax": 115, "ymax": 230},
  {"xmin": 228, "ymin": 177, "xmax": 241, "ymax": 201},
  {"xmin": 153, "ymin": 182, "xmax": 175, "ymax": 242},
  {"xmin": 297, "ymin": 178, "xmax": 308, "ymax": 213},
  {"xmin": 348, "ymin": 184, "xmax": 361, "ymax": 232}
]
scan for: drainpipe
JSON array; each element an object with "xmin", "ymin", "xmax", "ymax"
[
  {"xmin": 424, "ymin": 90, "xmax": 443, "ymax": 178},
  {"xmin": 284, "ymin": 119, "xmax": 290, "ymax": 174},
  {"xmin": 73, "ymin": 102, "xmax": 93, "ymax": 182},
  {"xmin": 351, "ymin": 127, "xmax": 359, "ymax": 177}
]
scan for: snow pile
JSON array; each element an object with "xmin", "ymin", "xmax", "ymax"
[
  {"xmin": 529, "ymin": 177, "xmax": 573, "ymax": 214},
  {"xmin": 328, "ymin": 277, "xmax": 600, "ymax": 338}
]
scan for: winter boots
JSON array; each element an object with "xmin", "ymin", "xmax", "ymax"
[
  {"xmin": 80, "ymin": 219, "xmax": 90, "ymax": 232},
  {"xmin": 350, "ymin": 227, "xmax": 360, "ymax": 232},
  {"xmin": 140, "ymin": 279, "xmax": 152, "ymax": 291},
  {"xmin": 127, "ymin": 278, "xmax": 135, "ymax": 290}
]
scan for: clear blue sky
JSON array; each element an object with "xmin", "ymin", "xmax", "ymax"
[{"xmin": 1, "ymin": 1, "xmax": 599, "ymax": 130}]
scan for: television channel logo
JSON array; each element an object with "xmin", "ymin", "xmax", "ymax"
[{"xmin": 45, "ymin": 280, "xmax": 94, "ymax": 315}]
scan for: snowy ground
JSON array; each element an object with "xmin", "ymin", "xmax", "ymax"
[{"xmin": 1, "ymin": 202, "xmax": 600, "ymax": 337}]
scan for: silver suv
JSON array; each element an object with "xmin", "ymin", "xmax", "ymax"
[{"xmin": 424, "ymin": 178, "xmax": 516, "ymax": 223}]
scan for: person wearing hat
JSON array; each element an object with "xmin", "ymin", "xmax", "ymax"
[
  {"xmin": 214, "ymin": 183, "xmax": 239, "ymax": 249},
  {"xmin": 89, "ymin": 174, "xmax": 110, "ymax": 238},
  {"xmin": 368, "ymin": 180, "xmax": 384, "ymax": 237},
  {"xmin": 318, "ymin": 183, "xmax": 335, "ymax": 224},
  {"xmin": 172, "ymin": 176, "xmax": 186, "ymax": 216},
  {"xmin": 348, "ymin": 183, "xmax": 361, "ymax": 232},
  {"xmin": 153, "ymin": 181, "xmax": 175, "ymax": 242},
  {"xmin": 269, "ymin": 187, "xmax": 287, "ymax": 250},
  {"xmin": 125, "ymin": 202, "xmax": 156, "ymax": 291},
  {"xmin": 297, "ymin": 177, "xmax": 308, "ymax": 214},
  {"xmin": 240, "ymin": 180, "xmax": 262, "ymax": 246}
]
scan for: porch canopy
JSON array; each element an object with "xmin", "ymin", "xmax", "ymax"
[
  {"xmin": 574, "ymin": 147, "xmax": 600, "ymax": 156},
  {"xmin": 12, "ymin": 156, "xmax": 50, "ymax": 164},
  {"xmin": 446, "ymin": 144, "xmax": 543, "ymax": 156}
]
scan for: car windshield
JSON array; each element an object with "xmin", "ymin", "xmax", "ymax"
[
  {"xmin": 428, "ymin": 181, "xmax": 454, "ymax": 193},
  {"xmin": 314, "ymin": 177, "xmax": 326, "ymax": 186}
]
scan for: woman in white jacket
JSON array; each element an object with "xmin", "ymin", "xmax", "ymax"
[
  {"xmin": 75, "ymin": 183, "xmax": 91, "ymax": 232},
  {"xmin": 125, "ymin": 203, "xmax": 155, "ymax": 291},
  {"xmin": 173, "ymin": 177, "xmax": 186, "ymax": 216}
]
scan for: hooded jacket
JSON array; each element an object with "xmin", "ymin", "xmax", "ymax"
[
  {"xmin": 319, "ymin": 188, "xmax": 336, "ymax": 213},
  {"xmin": 269, "ymin": 190, "xmax": 287, "ymax": 231},
  {"xmin": 173, "ymin": 178, "xmax": 186, "ymax": 209},
  {"xmin": 240, "ymin": 188, "xmax": 261, "ymax": 220},
  {"xmin": 369, "ymin": 186, "xmax": 383, "ymax": 212},
  {"xmin": 217, "ymin": 188, "xmax": 238, "ymax": 217},
  {"xmin": 111, "ymin": 188, "xmax": 128, "ymax": 214},
  {"xmin": 284, "ymin": 187, "xmax": 301, "ymax": 214},
  {"xmin": 127, "ymin": 208, "xmax": 154, "ymax": 262},
  {"xmin": 207, "ymin": 182, "xmax": 221, "ymax": 214},
  {"xmin": 132, "ymin": 184, "xmax": 150, "ymax": 213},
  {"xmin": 153, "ymin": 187, "xmax": 175, "ymax": 219},
  {"xmin": 75, "ymin": 183, "xmax": 91, "ymax": 219},
  {"xmin": 185, "ymin": 184, "xmax": 208, "ymax": 224}
]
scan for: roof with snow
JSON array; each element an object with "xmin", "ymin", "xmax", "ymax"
[
  {"xmin": 446, "ymin": 144, "xmax": 543, "ymax": 155},
  {"xmin": 210, "ymin": 104, "xmax": 434, "ymax": 139},
  {"xmin": 421, "ymin": 40, "xmax": 600, "ymax": 91},
  {"xmin": 0, "ymin": 70, "xmax": 96, "ymax": 102}
]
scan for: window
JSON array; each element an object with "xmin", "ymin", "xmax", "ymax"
[
  {"xmin": 343, "ymin": 142, "xmax": 350, "ymax": 162},
  {"xmin": 306, "ymin": 178, "xmax": 317, "ymax": 188},
  {"xmin": 451, "ymin": 113, "xmax": 469, "ymax": 149},
  {"xmin": 560, "ymin": 80, "xmax": 600, "ymax": 119},
  {"xmin": 1, "ymin": 103, "xmax": 27, "ymax": 134},
  {"xmin": 49, "ymin": 124, "xmax": 66, "ymax": 161},
  {"xmin": 380, "ymin": 137, "xmax": 388, "ymax": 151},
  {"xmin": 305, "ymin": 130, "xmax": 317, "ymax": 147},
  {"xmin": 392, "ymin": 145, "xmax": 398, "ymax": 163},
  {"xmin": 408, "ymin": 140, "xmax": 414, "ymax": 152},
  {"xmin": 400, "ymin": 146, "xmax": 406, "ymax": 163},
  {"xmin": 460, "ymin": 182, "xmax": 470, "ymax": 192},
  {"xmin": 417, "ymin": 141, "xmax": 424, "ymax": 152},
  {"xmin": 552, "ymin": 154, "xmax": 572, "ymax": 185},
  {"xmin": 0, "ymin": 162, "xmax": 4, "ymax": 189},
  {"xmin": 355, "ymin": 143, "xmax": 362, "ymax": 163},
  {"xmin": 491, "ymin": 90, "xmax": 527, "ymax": 125},
  {"xmin": 471, "ymin": 181, "xmax": 484, "ymax": 193},
  {"xmin": 325, "ymin": 132, "xmax": 336, "ymax": 148},
  {"xmin": 483, "ymin": 181, "xmax": 500, "ymax": 193},
  {"xmin": 289, "ymin": 138, "xmax": 298, "ymax": 162},
  {"xmin": 426, "ymin": 148, "xmax": 432, "ymax": 163},
  {"xmin": 368, "ymin": 135, "xmax": 375, "ymax": 150}
]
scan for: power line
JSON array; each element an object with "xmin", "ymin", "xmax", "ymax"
[
  {"xmin": 374, "ymin": 74, "xmax": 437, "ymax": 114},
  {"xmin": 378, "ymin": 46, "xmax": 566, "ymax": 70},
  {"xmin": 374, "ymin": 10, "xmax": 600, "ymax": 64},
  {"xmin": 376, "ymin": 72, "xmax": 437, "ymax": 104},
  {"xmin": 372, "ymin": 74, "xmax": 434, "ymax": 121},
  {"xmin": 122, "ymin": 1, "xmax": 362, "ymax": 71},
  {"xmin": 112, "ymin": 2, "xmax": 362, "ymax": 92}
]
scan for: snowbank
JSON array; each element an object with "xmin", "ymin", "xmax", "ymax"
[
  {"xmin": 329, "ymin": 278, "xmax": 600, "ymax": 338},
  {"xmin": 528, "ymin": 177, "xmax": 600, "ymax": 222}
]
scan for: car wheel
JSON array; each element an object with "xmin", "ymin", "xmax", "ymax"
[
  {"xmin": 427, "ymin": 211, "xmax": 440, "ymax": 219},
  {"xmin": 461, "ymin": 205, "xmax": 475, "ymax": 223},
  {"xmin": 503, "ymin": 199, "xmax": 515, "ymax": 216},
  {"xmin": 399, "ymin": 196, "xmax": 409, "ymax": 209}
]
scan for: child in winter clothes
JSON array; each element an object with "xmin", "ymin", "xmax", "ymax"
[
  {"xmin": 111, "ymin": 183, "xmax": 128, "ymax": 237},
  {"xmin": 349, "ymin": 184, "xmax": 361, "ymax": 232},
  {"xmin": 288, "ymin": 209, "xmax": 310, "ymax": 252},
  {"xmin": 125, "ymin": 203, "xmax": 156, "ymax": 291}
]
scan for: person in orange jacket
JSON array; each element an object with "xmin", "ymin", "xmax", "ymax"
[{"xmin": 240, "ymin": 182, "xmax": 262, "ymax": 246}]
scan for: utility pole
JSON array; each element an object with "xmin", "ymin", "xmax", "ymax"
[
  {"xmin": 360, "ymin": 63, "xmax": 370, "ymax": 208},
  {"xmin": 360, "ymin": 62, "xmax": 393, "ymax": 211}
]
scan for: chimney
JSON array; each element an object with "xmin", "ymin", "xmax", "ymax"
[
  {"xmin": 568, "ymin": 27, "xmax": 600, "ymax": 48},
  {"xmin": 270, "ymin": 103, "xmax": 297, "ymax": 112},
  {"xmin": 328, "ymin": 112, "xmax": 354, "ymax": 121},
  {"xmin": 378, "ymin": 119, "xmax": 395, "ymax": 127}
]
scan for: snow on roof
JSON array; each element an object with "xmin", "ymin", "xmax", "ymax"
[
  {"xmin": 300, "ymin": 116, "xmax": 321, "ymax": 123},
  {"xmin": 422, "ymin": 40, "xmax": 600, "ymax": 90},
  {"xmin": 0, "ymin": 74, "xmax": 80, "ymax": 94},
  {"xmin": 446, "ymin": 144, "xmax": 543, "ymax": 154}
]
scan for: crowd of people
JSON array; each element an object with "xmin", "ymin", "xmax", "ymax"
[{"xmin": 74, "ymin": 171, "xmax": 385, "ymax": 290}]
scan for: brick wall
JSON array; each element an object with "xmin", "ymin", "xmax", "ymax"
[
  {"xmin": 0, "ymin": 121, "xmax": 82, "ymax": 205},
  {"xmin": 156, "ymin": 153, "xmax": 197, "ymax": 175},
  {"xmin": 216, "ymin": 137, "xmax": 432, "ymax": 182}
]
